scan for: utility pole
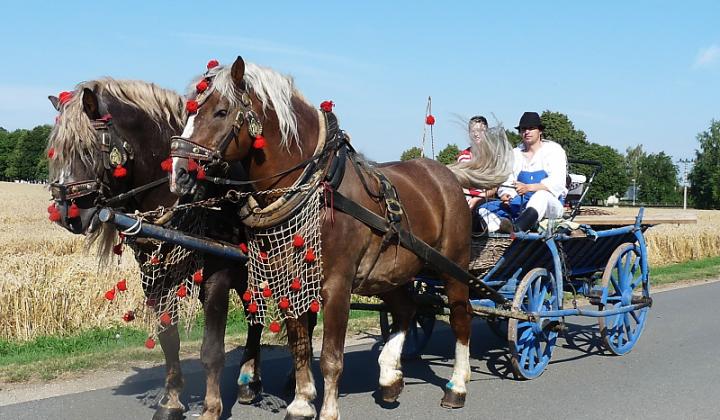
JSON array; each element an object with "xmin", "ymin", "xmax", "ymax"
[{"xmin": 678, "ymin": 159, "xmax": 694, "ymax": 210}]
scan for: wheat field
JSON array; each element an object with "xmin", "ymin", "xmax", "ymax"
[{"xmin": 1, "ymin": 182, "xmax": 719, "ymax": 341}]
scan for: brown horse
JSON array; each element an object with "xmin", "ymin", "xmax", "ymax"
[
  {"xmin": 46, "ymin": 79, "xmax": 272, "ymax": 420},
  {"xmin": 169, "ymin": 57, "xmax": 511, "ymax": 420}
]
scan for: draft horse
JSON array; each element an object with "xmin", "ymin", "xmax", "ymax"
[
  {"xmin": 169, "ymin": 57, "xmax": 511, "ymax": 420},
  {"xmin": 47, "ymin": 79, "xmax": 273, "ymax": 420}
]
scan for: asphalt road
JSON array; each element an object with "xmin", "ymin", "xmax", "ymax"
[{"xmin": 2, "ymin": 281, "xmax": 719, "ymax": 420}]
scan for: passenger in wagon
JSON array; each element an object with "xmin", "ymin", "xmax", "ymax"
[
  {"xmin": 475, "ymin": 111, "xmax": 567, "ymax": 232},
  {"xmin": 457, "ymin": 115, "xmax": 498, "ymax": 210}
]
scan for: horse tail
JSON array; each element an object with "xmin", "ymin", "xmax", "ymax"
[{"xmin": 446, "ymin": 125, "xmax": 514, "ymax": 190}]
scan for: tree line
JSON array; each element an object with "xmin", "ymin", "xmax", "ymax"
[
  {"xmin": 400, "ymin": 111, "xmax": 720, "ymax": 209},
  {"xmin": 0, "ymin": 125, "xmax": 51, "ymax": 182}
]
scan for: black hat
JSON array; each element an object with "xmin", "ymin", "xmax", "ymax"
[{"xmin": 515, "ymin": 112, "xmax": 544, "ymax": 130}]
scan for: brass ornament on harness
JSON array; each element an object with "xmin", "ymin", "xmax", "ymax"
[{"xmin": 246, "ymin": 110, "xmax": 263, "ymax": 138}]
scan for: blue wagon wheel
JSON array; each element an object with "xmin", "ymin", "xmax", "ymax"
[
  {"xmin": 597, "ymin": 242, "xmax": 650, "ymax": 355},
  {"xmin": 379, "ymin": 311, "xmax": 435, "ymax": 360},
  {"xmin": 508, "ymin": 268, "xmax": 560, "ymax": 380}
]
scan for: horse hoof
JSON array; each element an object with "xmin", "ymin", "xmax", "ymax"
[
  {"xmin": 440, "ymin": 388, "xmax": 466, "ymax": 409},
  {"xmin": 380, "ymin": 380, "xmax": 405, "ymax": 403},
  {"xmin": 152, "ymin": 406, "xmax": 185, "ymax": 420},
  {"xmin": 237, "ymin": 380, "xmax": 263, "ymax": 404},
  {"xmin": 283, "ymin": 414, "xmax": 315, "ymax": 420}
]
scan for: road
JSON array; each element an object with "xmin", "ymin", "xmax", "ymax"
[{"xmin": 2, "ymin": 281, "xmax": 719, "ymax": 420}]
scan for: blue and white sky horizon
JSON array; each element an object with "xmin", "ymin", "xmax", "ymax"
[{"xmin": 1, "ymin": 1, "xmax": 718, "ymax": 164}]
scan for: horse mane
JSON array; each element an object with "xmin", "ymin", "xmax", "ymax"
[
  {"xmin": 48, "ymin": 78, "xmax": 185, "ymax": 177},
  {"xmin": 198, "ymin": 63, "xmax": 306, "ymax": 152},
  {"xmin": 446, "ymin": 124, "xmax": 515, "ymax": 189}
]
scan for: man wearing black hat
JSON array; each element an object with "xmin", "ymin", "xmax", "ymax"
[{"xmin": 475, "ymin": 111, "xmax": 567, "ymax": 232}]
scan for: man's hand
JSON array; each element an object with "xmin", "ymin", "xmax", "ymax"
[{"xmin": 515, "ymin": 182, "xmax": 536, "ymax": 195}]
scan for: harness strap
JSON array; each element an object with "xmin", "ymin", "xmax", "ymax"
[
  {"xmin": 105, "ymin": 177, "xmax": 169, "ymax": 207},
  {"xmin": 331, "ymin": 190, "xmax": 507, "ymax": 305}
]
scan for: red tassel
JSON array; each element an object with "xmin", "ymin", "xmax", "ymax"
[
  {"xmin": 145, "ymin": 337, "xmax": 156, "ymax": 349},
  {"xmin": 259, "ymin": 251, "xmax": 268, "ymax": 261},
  {"xmin": 112, "ymin": 243, "xmax": 123, "ymax": 255},
  {"xmin": 177, "ymin": 283, "xmax": 188, "ymax": 298},
  {"xmin": 160, "ymin": 312, "xmax": 172, "ymax": 326},
  {"xmin": 160, "ymin": 158, "xmax": 172, "ymax": 172},
  {"xmin": 123, "ymin": 310, "xmax": 135, "ymax": 322},
  {"xmin": 68, "ymin": 203, "xmax": 80, "ymax": 218},
  {"xmin": 58, "ymin": 91, "xmax": 73, "ymax": 105},
  {"xmin": 262, "ymin": 287, "xmax": 272, "ymax": 298},
  {"xmin": 207, "ymin": 59, "xmax": 220, "ymax": 69},
  {"xmin": 196, "ymin": 79, "xmax": 209, "ymax": 93},
  {"xmin": 49, "ymin": 210, "xmax": 61, "ymax": 222},
  {"xmin": 116, "ymin": 279, "xmax": 127, "ymax": 292},
  {"xmin": 320, "ymin": 100, "xmax": 334, "ymax": 112},
  {"xmin": 279, "ymin": 297, "xmax": 290, "ymax": 310},
  {"xmin": 248, "ymin": 302, "xmax": 258, "ymax": 314},
  {"xmin": 253, "ymin": 135, "xmax": 266, "ymax": 149},
  {"xmin": 309, "ymin": 300, "xmax": 321, "ymax": 313},
  {"xmin": 47, "ymin": 203, "xmax": 57, "ymax": 213},
  {"xmin": 304, "ymin": 248, "xmax": 316, "ymax": 263},
  {"xmin": 186, "ymin": 100, "xmax": 199, "ymax": 113},
  {"xmin": 425, "ymin": 115, "xmax": 436, "ymax": 125},
  {"xmin": 192, "ymin": 270, "xmax": 203, "ymax": 284},
  {"xmin": 105, "ymin": 288, "xmax": 116, "ymax": 301},
  {"xmin": 290, "ymin": 277, "xmax": 302, "ymax": 291},
  {"xmin": 150, "ymin": 255, "xmax": 160, "ymax": 265},
  {"xmin": 196, "ymin": 166, "xmax": 206, "ymax": 180},
  {"xmin": 47, "ymin": 148, "xmax": 55, "ymax": 159},
  {"xmin": 187, "ymin": 159, "xmax": 198, "ymax": 172},
  {"xmin": 242, "ymin": 290, "xmax": 252, "ymax": 302},
  {"xmin": 269, "ymin": 321, "xmax": 281, "ymax": 333},
  {"xmin": 239, "ymin": 243, "xmax": 248, "ymax": 253},
  {"xmin": 113, "ymin": 165, "xmax": 127, "ymax": 178},
  {"xmin": 292, "ymin": 234, "xmax": 305, "ymax": 248}
]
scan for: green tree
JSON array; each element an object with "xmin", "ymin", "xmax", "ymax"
[
  {"xmin": 436, "ymin": 143, "xmax": 460, "ymax": 165},
  {"xmin": 505, "ymin": 129, "xmax": 521, "ymax": 147},
  {"xmin": 541, "ymin": 110, "xmax": 588, "ymax": 156},
  {"xmin": 689, "ymin": 120, "xmax": 720, "ymax": 209},
  {"xmin": 4, "ymin": 125, "xmax": 51, "ymax": 181},
  {"xmin": 400, "ymin": 146, "xmax": 422, "ymax": 161},
  {"xmin": 637, "ymin": 152, "xmax": 681, "ymax": 205},
  {"xmin": 570, "ymin": 143, "xmax": 629, "ymax": 204},
  {"xmin": 0, "ymin": 127, "xmax": 15, "ymax": 180}
]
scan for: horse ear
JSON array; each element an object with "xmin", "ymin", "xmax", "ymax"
[
  {"xmin": 231, "ymin": 56, "xmax": 246, "ymax": 89},
  {"xmin": 81, "ymin": 88, "xmax": 102, "ymax": 120},
  {"xmin": 48, "ymin": 95, "xmax": 60, "ymax": 111}
]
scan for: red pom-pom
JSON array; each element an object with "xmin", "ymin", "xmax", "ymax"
[
  {"xmin": 238, "ymin": 243, "xmax": 249, "ymax": 253},
  {"xmin": 58, "ymin": 91, "xmax": 73, "ymax": 105},
  {"xmin": 112, "ymin": 243, "xmax": 123, "ymax": 256},
  {"xmin": 187, "ymin": 159, "xmax": 198, "ymax": 172},
  {"xmin": 123, "ymin": 310, "xmax": 135, "ymax": 322},
  {"xmin": 425, "ymin": 115, "xmax": 436, "ymax": 125},
  {"xmin": 269, "ymin": 321, "xmax": 281, "ymax": 333},
  {"xmin": 196, "ymin": 166, "xmax": 206, "ymax": 180},
  {"xmin": 47, "ymin": 203, "xmax": 57, "ymax": 214},
  {"xmin": 259, "ymin": 251, "xmax": 268, "ymax": 261},
  {"xmin": 320, "ymin": 100, "xmax": 334, "ymax": 112},
  {"xmin": 113, "ymin": 165, "xmax": 127, "ymax": 178},
  {"xmin": 262, "ymin": 287, "xmax": 272, "ymax": 298},
  {"xmin": 145, "ymin": 337, "xmax": 156, "ymax": 349},
  {"xmin": 196, "ymin": 79, "xmax": 209, "ymax": 93},
  {"xmin": 279, "ymin": 297, "xmax": 290, "ymax": 310},
  {"xmin": 242, "ymin": 290, "xmax": 252, "ymax": 302},
  {"xmin": 160, "ymin": 312, "xmax": 172, "ymax": 326},
  {"xmin": 304, "ymin": 248, "xmax": 316, "ymax": 263},
  {"xmin": 68, "ymin": 203, "xmax": 80, "ymax": 218},
  {"xmin": 49, "ymin": 210, "xmax": 61, "ymax": 222},
  {"xmin": 116, "ymin": 279, "xmax": 127, "ymax": 292},
  {"xmin": 47, "ymin": 148, "xmax": 55, "ymax": 159},
  {"xmin": 292, "ymin": 234, "xmax": 305, "ymax": 248},
  {"xmin": 186, "ymin": 100, "xmax": 199, "ymax": 114},
  {"xmin": 253, "ymin": 135, "xmax": 266, "ymax": 149},
  {"xmin": 150, "ymin": 255, "xmax": 160, "ymax": 265},
  {"xmin": 146, "ymin": 298, "xmax": 157, "ymax": 307},
  {"xmin": 160, "ymin": 158, "xmax": 173, "ymax": 172},
  {"xmin": 290, "ymin": 277, "xmax": 301, "ymax": 291},
  {"xmin": 309, "ymin": 300, "xmax": 321, "ymax": 313},
  {"xmin": 177, "ymin": 284, "xmax": 188, "ymax": 298},
  {"xmin": 105, "ymin": 288, "xmax": 116, "ymax": 301},
  {"xmin": 192, "ymin": 270, "xmax": 203, "ymax": 284},
  {"xmin": 248, "ymin": 302, "xmax": 258, "ymax": 314},
  {"xmin": 207, "ymin": 59, "xmax": 219, "ymax": 70}
]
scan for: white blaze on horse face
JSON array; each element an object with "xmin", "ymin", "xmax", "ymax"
[
  {"xmin": 181, "ymin": 115, "xmax": 196, "ymax": 138},
  {"xmin": 378, "ymin": 331, "xmax": 405, "ymax": 386},
  {"xmin": 169, "ymin": 116, "xmax": 195, "ymax": 194}
]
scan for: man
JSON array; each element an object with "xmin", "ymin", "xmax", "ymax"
[{"xmin": 476, "ymin": 111, "xmax": 567, "ymax": 232}]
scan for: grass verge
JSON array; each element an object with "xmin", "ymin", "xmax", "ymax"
[{"xmin": 650, "ymin": 255, "xmax": 720, "ymax": 287}]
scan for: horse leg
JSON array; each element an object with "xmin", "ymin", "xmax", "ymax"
[
  {"xmin": 153, "ymin": 324, "xmax": 185, "ymax": 420},
  {"xmin": 285, "ymin": 314, "xmax": 317, "ymax": 420},
  {"xmin": 237, "ymin": 321, "xmax": 264, "ymax": 403},
  {"xmin": 318, "ymin": 286, "xmax": 352, "ymax": 420},
  {"xmin": 198, "ymin": 262, "xmax": 234, "ymax": 420},
  {"xmin": 440, "ymin": 277, "xmax": 472, "ymax": 409},
  {"xmin": 377, "ymin": 287, "xmax": 416, "ymax": 402},
  {"xmin": 282, "ymin": 311, "xmax": 317, "ymax": 397}
]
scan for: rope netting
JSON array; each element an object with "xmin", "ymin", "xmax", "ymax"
[{"xmin": 243, "ymin": 189, "xmax": 323, "ymax": 327}]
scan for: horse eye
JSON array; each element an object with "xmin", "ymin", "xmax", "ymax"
[{"xmin": 214, "ymin": 109, "xmax": 228, "ymax": 118}]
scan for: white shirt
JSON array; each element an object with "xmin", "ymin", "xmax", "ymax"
[{"xmin": 497, "ymin": 140, "xmax": 568, "ymax": 199}]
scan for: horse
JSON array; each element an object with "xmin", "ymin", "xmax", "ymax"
[
  {"xmin": 169, "ymin": 56, "xmax": 512, "ymax": 420},
  {"xmin": 46, "ymin": 78, "xmax": 271, "ymax": 420}
]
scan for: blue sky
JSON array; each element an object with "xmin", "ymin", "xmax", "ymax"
[{"xmin": 1, "ymin": 1, "xmax": 718, "ymax": 164}]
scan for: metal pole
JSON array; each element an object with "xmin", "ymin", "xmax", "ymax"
[{"xmin": 632, "ymin": 178, "xmax": 636, "ymax": 206}]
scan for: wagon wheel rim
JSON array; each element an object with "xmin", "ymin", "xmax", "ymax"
[
  {"xmin": 508, "ymin": 268, "xmax": 559, "ymax": 380},
  {"xmin": 597, "ymin": 242, "xmax": 649, "ymax": 356}
]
